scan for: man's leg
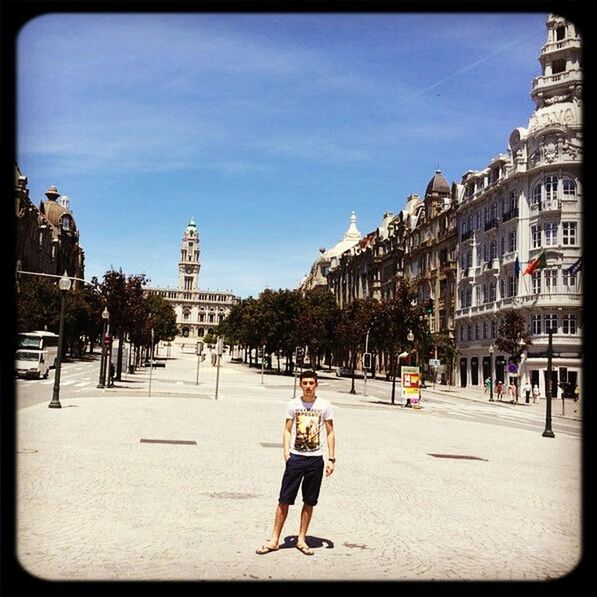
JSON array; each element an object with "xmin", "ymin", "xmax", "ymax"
[
  {"xmin": 256, "ymin": 502, "xmax": 289, "ymax": 553},
  {"xmin": 297, "ymin": 504, "xmax": 313, "ymax": 549}
]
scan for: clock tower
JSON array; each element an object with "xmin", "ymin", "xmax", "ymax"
[{"xmin": 178, "ymin": 218, "xmax": 200, "ymax": 290}]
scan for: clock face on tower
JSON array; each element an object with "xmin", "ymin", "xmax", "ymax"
[{"xmin": 185, "ymin": 266, "xmax": 193, "ymax": 273}]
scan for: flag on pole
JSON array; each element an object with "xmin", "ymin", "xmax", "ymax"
[
  {"xmin": 514, "ymin": 256, "xmax": 520, "ymax": 278},
  {"xmin": 523, "ymin": 250, "xmax": 547, "ymax": 275},
  {"xmin": 568, "ymin": 255, "xmax": 583, "ymax": 275}
]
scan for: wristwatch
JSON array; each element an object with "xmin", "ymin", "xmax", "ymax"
[{"xmin": 328, "ymin": 458, "xmax": 336, "ymax": 463}]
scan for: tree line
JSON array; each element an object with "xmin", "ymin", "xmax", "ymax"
[
  {"xmin": 217, "ymin": 281, "xmax": 459, "ymax": 384},
  {"xmin": 16, "ymin": 268, "xmax": 178, "ymax": 379}
]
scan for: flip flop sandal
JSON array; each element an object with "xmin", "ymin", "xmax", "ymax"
[
  {"xmin": 296, "ymin": 544, "xmax": 314, "ymax": 556},
  {"xmin": 256, "ymin": 544, "xmax": 279, "ymax": 555}
]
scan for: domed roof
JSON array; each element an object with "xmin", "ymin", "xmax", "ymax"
[
  {"xmin": 425, "ymin": 170, "xmax": 450, "ymax": 196},
  {"xmin": 42, "ymin": 200, "xmax": 75, "ymax": 230},
  {"xmin": 186, "ymin": 218, "xmax": 198, "ymax": 236},
  {"xmin": 322, "ymin": 211, "xmax": 362, "ymax": 259}
]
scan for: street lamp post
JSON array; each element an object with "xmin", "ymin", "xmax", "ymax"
[
  {"xmin": 542, "ymin": 328, "xmax": 555, "ymax": 438},
  {"xmin": 97, "ymin": 307, "xmax": 110, "ymax": 388},
  {"xmin": 488, "ymin": 344, "xmax": 494, "ymax": 401},
  {"xmin": 363, "ymin": 327, "xmax": 370, "ymax": 396},
  {"xmin": 49, "ymin": 271, "xmax": 71, "ymax": 409}
]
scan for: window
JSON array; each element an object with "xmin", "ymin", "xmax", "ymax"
[
  {"xmin": 482, "ymin": 284, "xmax": 488, "ymax": 304},
  {"xmin": 466, "ymin": 287, "xmax": 472, "ymax": 307},
  {"xmin": 61, "ymin": 217, "xmax": 70, "ymax": 231},
  {"xmin": 562, "ymin": 314, "xmax": 577, "ymax": 334},
  {"xmin": 467, "ymin": 325, "xmax": 473, "ymax": 341},
  {"xmin": 508, "ymin": 231, "xmax": 517, "ymax": 253},
  {"xmin": 475, "ymin": 323, "xmax": 480, "ymax": 340},
  {"xmin": 489, "ymin": 240, "xmax": 497, "ymax": 260},
  {"xmin": 500, "ymin": 235, "xmax": 506, "ymax": 256},
  {"xmin": 509, "ymin": 275, "xmax": 517, "ymax": 297},
  {"xmin": 460, "ymin": 326, "xmax": 464, "ymax": 341},
  {"xmin": 483, "ymin": 321, "xmax": 488, "ymax": 339},
  {"xmin": 563, "ymin": 269, "xmax": 577, "ymax": 289},
  {"xmin": 544, "ymin": 313, "xmax": 558, "ymax": 333},
  {"xmin": 532, "ymin": 184, "xmax": 542, "ymax": 207},
  {"xmin": 532, "ymin": 271, "xmax": 541, "ymax": 294},
  {"xmin": 552, "ymin": 59, "xmax": 566, "ymax": 74},
  {"xmin": 491, "ymin": 320, "xmax": 497, "ymax": 338},
  {"xmin": 475, "ymin": 286, "xmax": 481, "ymax": 305},
  {"xmin": 562, "ymin": 177, "xmax": 576, "ymax": 199},
  {"xmin": 531, "ymin": 224, "xmax": 541, "ymax": 249},
  {"xmin": 555, "ymin": 26, "xmax": 565, "ymax": 41},
  {"xmin": 544, "ymin": 222, "xmax": 558, "ymax": 246},
  {"xmin": 532, "ymin": 315, "xmax": 542, "ymax": 335},
  {"xmin": 491, "ymin": 202, "xmax": 497, "ymax": 221},
  {"xmin": 466, "ymin": 250, "xmax": 472, "ymax": 269},
  {"xmin": 476, "ymin": 250, "xmax": 482, "ymax": 267},
  {"xmin": 562, "ymin": 222, "xmax": 577, "ymax": 246},
  {"xmin": 489, "ymin": 282, "xmax": 496, "ymax": 302},
  {"xmin": 545, "ymin": 270, "xmax": 557, "ymax": 294},
  {"xmin": 545, "ymin": 175, "xmax": 558, "ymax": 201},
  {"xmin": 476, "ymin": 211, "xmax": 482, "ymax": 230},
  {"xmin": 509, "ymin": 191, "xmax": 517, "ymax": 212},
  {"xmin": 499, "ymin": 278, "xmax": 505, "ymax": 299}
]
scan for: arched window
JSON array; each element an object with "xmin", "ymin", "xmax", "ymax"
[
  {"xmin": 562, "ymin": 177, "xmax": 576, "ymax": 198},
  {"xmin": 532, "ymin": 183, "xmax": 542, "ymax": 206},
  {"xmin": 545, "ymin": 175, "xmax": 558, "ymax": 201}
]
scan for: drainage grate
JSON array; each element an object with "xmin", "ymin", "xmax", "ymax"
[
  {"xmin": 260, "ymin": 442, "xmax": 283, "ymax": 448},
  {"xmin": 428, "ymin": 453, "xmax": 488, "ymax": 461},
  {"xmin": 140, "ymin": 439, "xmax": 197, "ymax": 445}
]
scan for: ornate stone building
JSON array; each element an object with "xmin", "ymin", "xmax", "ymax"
[
  {"xmin": 146, "ymin": 219, "xmax": 238, "ymax": 343},
  {"xmin": 454, "ymin": 13, "xmax": 582, "ymax": 395},
  {"xmin": 15, "ymin": 164, "xmax": 85, "ymax": 289}
]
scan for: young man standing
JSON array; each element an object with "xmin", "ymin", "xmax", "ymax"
[{"xmin": 256, "ymin": 370, "xmax": 335, "ymax": 556}]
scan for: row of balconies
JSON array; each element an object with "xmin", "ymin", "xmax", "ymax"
[{"xmin": 455, "ymin": 291, "xmax": 582, "ymax": 317}]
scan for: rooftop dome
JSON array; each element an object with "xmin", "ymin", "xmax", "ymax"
[
  {"xmin": 42, "ymin": 200, "xmax": 75, "ymax": 230},
  {"xmin": 425, "ymin": 170, "xmax": 450, "ymax": 196},
  {"xmin": 322, "ymin": 211, "xmax": 362, "ymax": 259},
  {"xmin": 186, "ymin": 218, "xmax": 198, "ymax": 236}
]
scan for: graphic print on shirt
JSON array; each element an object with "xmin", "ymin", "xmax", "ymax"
[{"xmin": 293, "ymin": 409, "xmax": 322, "ymax": 452}]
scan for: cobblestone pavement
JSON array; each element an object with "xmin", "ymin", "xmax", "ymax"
[{"xmin": 15, "ymin": 354, "xmax": 582, "ymax": 581}]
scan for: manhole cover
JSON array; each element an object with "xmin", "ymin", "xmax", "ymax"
[
  {"xmin": 140, "ymin": 439, "xmax": 197, "ymax": 445},
  {"xmin": 428, "ymin": 453, "xmax": 488, "ymax": 461}
]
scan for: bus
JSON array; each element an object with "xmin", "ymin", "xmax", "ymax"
[{"xmin": 17, "ymin": 331, "xmax": 59, "ymax": 368}]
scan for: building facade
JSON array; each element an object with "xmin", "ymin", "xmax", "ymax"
[
  {"xmin": 454, "ymin": 13, "xmax": 582, "ymax": 395},
  {"xmin": 146, "ymin": 219, "xmax": 238, "ymax": 343},
  {"xmin": 15, "ymin": 165, "xmax": 85, "ymax": 289}
]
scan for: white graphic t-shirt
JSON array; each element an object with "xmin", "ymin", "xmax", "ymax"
[{"xmin": 286, "ymin": 396, "xmax": 333, "ymax": 457}]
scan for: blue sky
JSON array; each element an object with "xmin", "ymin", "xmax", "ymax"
[{"xmin": 17, "ymin": 12, "xmax": 548, "ymax": 298}]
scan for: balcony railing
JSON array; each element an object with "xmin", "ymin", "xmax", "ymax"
[
  {"xmin": 484, "ymin": 218, "xmax": 498, "ymax": 232},
  {"xmin": 501, "ymin": 207, "xmax": 519, "ymax": 222},
  {"xmin": 532, "ymin": 69, "xmax": 582, "ymax": 90}
]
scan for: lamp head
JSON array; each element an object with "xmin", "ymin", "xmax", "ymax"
[
  {"xmin": 102, "ymin": 307, "xmax": 110, "ymax": 320},
  {"xmin": 489, "ymin": 344, "xmax": 494, "ymax": 354},
  {"xmin": 58, "ymin": 271, "xmax": 72, "ymax": 291}
]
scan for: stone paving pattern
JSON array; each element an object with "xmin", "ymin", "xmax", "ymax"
[{"xmin": 16, "ymin": 354, "xmax": 582, "ymax": 581}]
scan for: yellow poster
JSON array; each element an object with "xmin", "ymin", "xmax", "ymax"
[{"xmin": 401, "ymin": 366, "xmax": 420, "ymax": 404}]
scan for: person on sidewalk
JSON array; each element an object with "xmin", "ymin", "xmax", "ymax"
[
  {"xmin": 532, "ymin": 384, "xmax": 540, "ymax": 403},
  {"xmin": 256, "ymin": 370, "xmax": 335, "ymax": 557},
  {"xmin": 523, "ymin": 381, "xmax": 532, "ymax": 404},
  {"xmin": 496, "ymin": 380, "xmax": 504, "ymax": 401},
  {"xmin": 484, "ymin": 377, "xmax": 492, "ymax": 395}
]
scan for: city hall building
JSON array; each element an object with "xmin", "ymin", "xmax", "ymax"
[{"xmin": 146, "ymin": 219, "xmax": 238, "ymax": 345}]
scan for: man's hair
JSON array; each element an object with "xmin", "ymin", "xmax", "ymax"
[{"xmin": 299, "ymin": 369, "xmax": 318, "ymax": 382}]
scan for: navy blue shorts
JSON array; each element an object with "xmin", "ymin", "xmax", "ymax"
[{"xmin": 278, "ymin": 454, "xmax": 325, "ymax": 506}]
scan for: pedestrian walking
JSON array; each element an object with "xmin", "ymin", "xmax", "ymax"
[
  {"xmin": 523, "ymin": 381, "xmax": 532, "ymax": 404},
  {"xmin": 532, "ymin": 383, "xmax": 540, "ymax": 403},
  {"xmin": 256, "ymin": 370, "xmax": 335, "ymax": 557},
  {"xmin": 574, "ymin": 384, "xmax": 580, "ymax": 402},
  {"xmin": 508, "ymin": 381, "xmax": 517, "ymax": 403},
  {"xmin": 496, "ymin": 380, "xmax": 504, "ymax": 401},
  {"xmin": 484, "ymin": 377, "xmax": 492, "ymax": 395}
]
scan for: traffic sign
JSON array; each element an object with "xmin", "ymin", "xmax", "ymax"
[{"xmin": 429, "ymin": 358, "xmax": 441, "ymax": 367}]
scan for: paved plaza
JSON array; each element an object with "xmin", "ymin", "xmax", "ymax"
[{"xmin": 14, "ymin": 352, "xmax": 582, "ymax": 582}]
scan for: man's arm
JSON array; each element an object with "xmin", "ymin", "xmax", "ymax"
[
  {"xmin": 325, "ymin": 419, "xmax": 335, "ymax": 477},
  {"xmin": 283, "ymin": 418, "xmax": 293, "ymax": 461}
]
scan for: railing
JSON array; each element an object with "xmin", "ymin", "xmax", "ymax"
[
  {"xmin": 484, "ymin": 218, "xmax": 498, "ymax": 232},
  {"xmin": 532, "ymin": 69, "xmax": 582, "ymax": 90},
  {"xmin": 501, "ymin": 207, "xmax": 519, "ymax": 222}
]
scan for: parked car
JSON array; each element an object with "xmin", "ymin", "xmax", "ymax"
[
  {"xmin": 15, "ymin": 349, "xmax": 50, "ymax": 379},
  {"xmin": 335, "ymin": 367, "xmax": 365, "ymax": 379}
]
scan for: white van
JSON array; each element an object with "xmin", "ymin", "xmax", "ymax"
[{"xmin": 15, "ymin": 349, "xmax": 51, "ymax": 379}]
